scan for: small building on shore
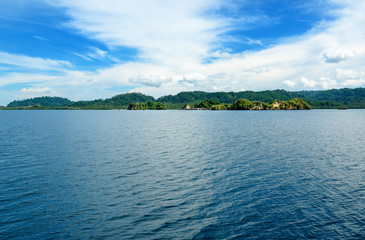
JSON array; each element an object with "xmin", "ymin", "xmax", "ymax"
[{"xmin": 182, "ymin": 104, "xmax": 191, "ymax": 110}]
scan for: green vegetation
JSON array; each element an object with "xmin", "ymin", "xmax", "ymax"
[
  {"xmin": 225, "ymin": 98, "xmax": 311, "ymax": 110},
  {"xmin": 267, "ymin": 98, "xmax": 311, "ymax": 110},
  {"xmin": 211, "ymin": 104, "xmax": 230, "ymax": 110},
  {"xmin": 194, "ymin": 100, "xmax": 219, "ymax": 109},
  {"xmin": 157, "ymin": 90, "xmax": 295, "ymax": 106},
  {"xmin": 70, "ymin": 92, "xmax": 155, "ymax": 109},
  {"xmin": 285, "ymin": 98, "xmax": 312, "ymax": 110},
  {"xmin": 190, "ymin": 97, "xmax": 310, "ymax": 110},
  {"xmin": 194, "ymin": 100, "xmax": 230, "ymax": 110},
  {"xmin": 7, "ymin": 96, "xmax": 72, "ymax": 108},
  {"xmin": 3, "ymin": 88, "xmax": 365, "ymax": 110},
  {"xmin": 5, "ymin": 93, "xmax": 155, "ymax": 110},
  {"xmin": 157, "ymin": 88, "xmax": 365, "ymax": 109},
  {"xmin": 127, "ymin": 101, "xmax": 167, "ymax": 110},
  {"xmin": 231, "ymin": 99, "xmax": 254, "ymax": 110},
  {"xmin": 291, "ymin": 88, "xmax": 365, "ymax": 108}
]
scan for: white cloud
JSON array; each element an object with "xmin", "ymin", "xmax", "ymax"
[
  {"xmin": 21, "ymin": 87, "xmax": 54, "ymax": 93},
  {"xmin": 87, "ymin": 47, "xmax": 107, "ymax": 59},
  {"xmin": 343, "ymin": 79, "xmax": 365, "ymax": 87},
  {"xmin": 209, "ymin": 50, "xmax": 232, "ymax": 58},
  {"xmin": 319, "ymin": 77, "xmax": 338, "ymax": 89},
  {"xmin": 182, "ymin": 73, "xmax": 207, "ymax": 83},
  {"xmin": 33, "ymin": 35, "xmax": 49, "ymax": 41},
  {"xmin": 283, "ymin": 80, "xmax": 297, "ymax": 88},
  {"xmin": 336, "ymin": 68, "xmax": 364, "ymax": 79},
  {"xmin": 245, "ymin": 37, "xmax": 263, "ymax": 46},
  {"xmin": 0, "ymin": 52, "xmax": 72, "ymax": 70},
  {"xmin": 322, "ymin": 48, "xmax": 356, "ymax": 63},
  {"xmin": 129, "ymin": 74, "xmax": 172, "ymax": 87},
  {"xmin": 48, "ymin": 0, "xmax": 225, "ymax": 66},
  {"xmin": 300, "ymin": 77, "xmax": 318, "ymax": 88},
  {"xmin": 2, "ymin": 0, "xmax": 365, "ymax": 105},
  {"xmin": 280, "ymin": 75, "xmax": 363, "ymax": 90},
  {"xmin": 73, "ymin": 52, "xmax": 92, "ymax": 61},
  {"xmin": 0, "ymin": 73, "xmax": 59, "ymax": 87},
  {"xmin": 73, "ymin": 47, "xmax": 108, "ymax": 61}
]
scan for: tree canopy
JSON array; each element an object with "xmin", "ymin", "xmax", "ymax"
[
  {"xmin": 4, "ymin": 88, "xmax": 365, "ymax": 109},
  {"xmin": 7, "ymin": 96, "xmax": 73, "ymax": 108}
]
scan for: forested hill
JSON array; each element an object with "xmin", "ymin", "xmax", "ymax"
[
  {"xmin": 4, "ymin": 88, "xmax": 365, "ymax": 109},
  {"xmin": 157, "ymin": 90, "xmax": 294, "ymax": 107},
  {"xmin": 70, "ymin": 92, "xmax": 154, "ymax": 109},
  {"xmin": 157, "ymin": 88, "xmax": 365, "ymax": 109},
  {"xmin": 6, "ymin": 93, "xmax": 154, "ymax": 109},
  {"xmin": 7, "ymin": 96, "xmax": 72, "ymax": 108},
  {"xmin": 295, "ymin": 88, "xmax": 365, "ymax": 108}
]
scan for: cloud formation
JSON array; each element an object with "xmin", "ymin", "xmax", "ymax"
[
  {"xmin": 1, "ymin": 0, "xmax": 365, "ymax": 105},
  {"xmin": 73, "ymin": 47, "xmax": 108, "ymax": 61},
  {"xmin": 21, "ymin": 86, "xmax": 54, "ymax": 93},
  {"xmin": 0, "ymin": 52, "xmax": 72, "ymax": 71},
  {"xmin": 322, "ymin": 48, "xmax": 356, "ymax": 63}
]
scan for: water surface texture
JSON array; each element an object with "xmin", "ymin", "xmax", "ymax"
[{"xmin": 0, "ymin": 110, "xmax": 364, "ymax": 239}]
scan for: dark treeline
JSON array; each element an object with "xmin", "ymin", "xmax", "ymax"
[
  {"xmin": 7, "ymin": 96, "xmax": 73, "ymax": 108},
  {"xmin": 70, "ymin": 93, "xmax": 155, "ymax": 109},
  {"xmin": 6, "ymin": 93, "xmax": 155, "ymax": 109},
  {"xmin": 4, "ymin": 88, "xmax": 365, "ymax": 109},
  {"xmin": 127, "ymin": 101, "xmax": 167, "ymax": 110}
]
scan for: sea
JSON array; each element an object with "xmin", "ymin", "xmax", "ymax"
[{"xmin": 0, "ymin": 110, "xmax": 364, "ymax": 239}]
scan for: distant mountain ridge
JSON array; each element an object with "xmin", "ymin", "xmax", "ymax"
[
  {"xmin": 7, "ymin": 96, "xmax": 73, "ymax": 108},
  {"xmin": 157, "ymin": 88, "xmax": 365, "ymax": 108},
  {"xmin": 5, "ymin": 88, "xmax": 365, "ymax": 109},
  {"xmin": 70, "ymin": 92, "xmax": 155, "ymax": 109}
]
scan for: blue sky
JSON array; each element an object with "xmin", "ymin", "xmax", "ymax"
[{"xmin": 1, "ymin": 0, "xmax": 365, "ymax": 105}]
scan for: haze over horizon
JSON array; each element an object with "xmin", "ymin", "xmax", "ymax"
[{"xmin": 1, "ymin": 0, "xmax": 365, "ymax": 105}]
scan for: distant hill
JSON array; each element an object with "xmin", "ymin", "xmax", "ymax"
[
  {"xmin": 70, "ymin": 92, "xmax": 155, "ymax": 109},
  {"xmin": 294, "ymin": 88, "xmax": 365, "ymax": 108},
  {"xmin": 157, "ymin": 90, "xmax": 295, "ymax": 108},
  {"xmin": 6, "ymin": 93, "xmax": 155, "ymax": 109},
  {"xmin": 157, "ymin": 88, "xmax": 365, "ymax": 109},
  {"xmin": 7, "ymin": 96, "xmax": 73, "ymax": 108},
  {"xmin": 5, "ymin": 88, "xmax": 365, "ymax": 109}
]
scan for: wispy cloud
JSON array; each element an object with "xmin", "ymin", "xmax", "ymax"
[
  {"xmin": 0, "ymin": 52, "xmax": 72, "ymax": 71},
  {"xmin": 245, "ymin": 37, "xmax": 263, "ymax": 46},
  {"xmin": 49, "ymin": 0, "xmax": 226, "ymax": 64},
  {"xmin": 73, "ymin": 47, "xmax": 107, "ymax": 61},
  {"xmin": 88, "ymin": 47, "xmax": 107, "ymax": 59},
  {"xmin": 73, "ymin": 52, "xmax": 93, "ymax": 61},
  {"xmin": 21, "ymin": 86, "xmax": 54, "ymax": 93},
  {"xmin": 2, "ymin": 0, "xmax": 365, "ymax": 105},
  {"xmin": 33, "ymin": 35, "xmax": 49, "ymax": 41}
]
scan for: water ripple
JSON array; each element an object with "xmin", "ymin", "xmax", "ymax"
[{"xmin": 0, "ymin": 110, "xmax": 364, "ymax": 239}]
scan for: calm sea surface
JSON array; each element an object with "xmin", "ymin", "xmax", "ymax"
[{"xmin": 0, "ymin": 110, "xmax": 364, "ymax": 239}]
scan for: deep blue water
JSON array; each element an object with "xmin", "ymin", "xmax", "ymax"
[{"xmin": 0, "ymin": 110, "xmax": 364, "ymax": 239}]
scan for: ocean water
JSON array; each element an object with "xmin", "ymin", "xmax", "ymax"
[{"xmin": 0, "ymin": 110, "xmax": 364, "ymax": 239}]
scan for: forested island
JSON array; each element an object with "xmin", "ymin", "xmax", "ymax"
[{"xmin": 2, "ymin": 87, "xmax": 365, "ymax": 110}]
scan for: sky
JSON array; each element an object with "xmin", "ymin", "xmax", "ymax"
[{"xmin": 1, "ymin": 0, "xmax": 365, "ymax": 105}]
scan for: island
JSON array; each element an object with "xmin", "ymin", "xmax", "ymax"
[
  {"xmin": 181, "ymin": 98, "xmax": 311, "ymax": 110},
  {"xmin": 2, "ymin": 87, "xmax": 365, "ymax": 110}
]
